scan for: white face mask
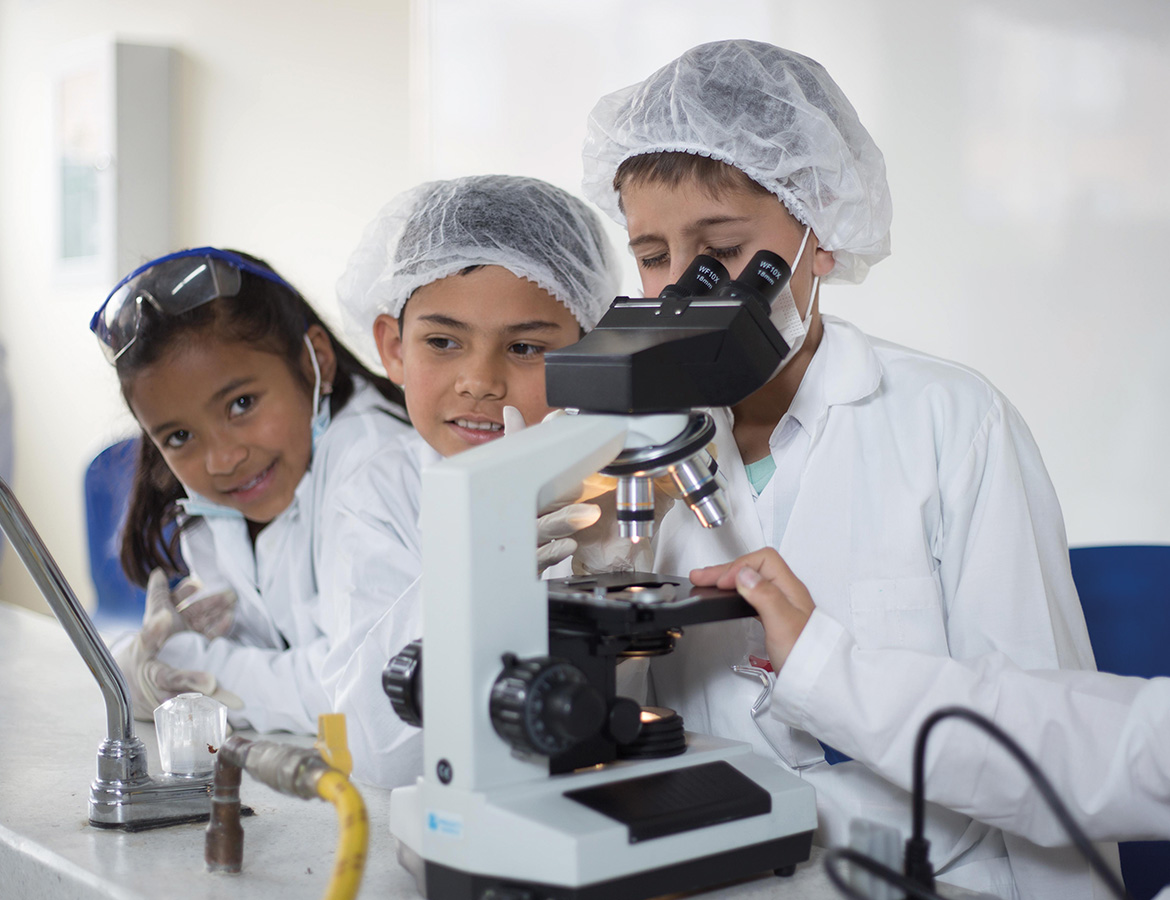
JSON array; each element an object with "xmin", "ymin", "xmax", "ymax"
[{"xmin": 769, "ymin": 226, "xmax": 819, "ymax": 377}]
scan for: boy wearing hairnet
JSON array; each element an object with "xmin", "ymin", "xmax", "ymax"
[
  {"xmin": 583, "ymin": 41, "xmax": 1107, "ymax": 900},
  {"xmin": 324, "ymin": 174, "xmax": 623, "ymax": 786}
]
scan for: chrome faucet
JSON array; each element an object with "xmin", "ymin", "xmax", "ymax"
[{"xmin": 0, "ymin": 475, "xmax": 212, "ymax": 829}]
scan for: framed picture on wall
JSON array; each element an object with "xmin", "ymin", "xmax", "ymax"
[{"xmin": 50, "ymin": 36, "xmax": 176, "ymax": 286}]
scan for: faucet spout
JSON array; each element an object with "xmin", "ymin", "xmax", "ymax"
[
  {"xmin": 0, "ymin": 475, "xmax": 212, "ymax": 828},
  {"xmin": 0, "ymin": 476, "xmax": 134, "ymax": 742}
]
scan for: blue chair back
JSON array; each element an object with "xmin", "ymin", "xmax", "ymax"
[
  {"xmin": 84, "ymin": 438, "xmax": 146, "ymax": 627},
  {"xmin": 1069, "ymin": 545, "xmax": 1170, "ymax": 900}
]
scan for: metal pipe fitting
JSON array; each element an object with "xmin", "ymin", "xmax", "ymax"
[
  {"xmin": 242, "ymin": 741, "xmax": 330, "ymax": 800},
  {"xmin": 205, "ymin": 736, "xmax": 336, "ymax": 876},
  {"xmin": 205, "ymin": 735, "xmax": 248, "ymax": 873}
]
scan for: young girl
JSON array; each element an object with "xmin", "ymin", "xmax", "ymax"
[
  {"xmin": 93, "ymin": 247, "xmax": 411, "ymax": 732},
  {"xmin": 582, "ymin": 41, "xmax": 1107, "ymax": 900}
]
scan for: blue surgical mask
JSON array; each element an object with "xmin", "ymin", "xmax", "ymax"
[
  {"xmin": 305, "ymin": 334, "xmax": 332, "ymax": 451},
  {"xmin": 178, "ymin": 493, "xmax": 245, "ymax": 520}
]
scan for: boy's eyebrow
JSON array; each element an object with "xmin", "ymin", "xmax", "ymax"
[
  {"xmin": 502, "ymin": 320, "xmax": 566, "ymax": 335},
  {"xmin": 415, "ymin": 313, "xmax": 470, "ymax": 331},
  {"xmin": 628, "ymin": 215, "xmax": 753, "ymax": 248},
  {"xmin": 415, "ymin": 313, "xmax": 567, "ymax": 335}
]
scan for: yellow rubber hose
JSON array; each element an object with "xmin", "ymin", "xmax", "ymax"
[{"xmin": 315, "ymin": 769, "xmax": 369, "ymax": 900}]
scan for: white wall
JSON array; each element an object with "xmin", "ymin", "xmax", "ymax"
[
  {"xmin": 3, "ymin": 0, "xmax": 1168, "ymax": 616},
  {"xmin": 0, "ymin": 0, "xmax": 414, "ymax": 613},
  {"xmin": 418, "ymin": 0, "xmax": 1170, "ymax": 548}
]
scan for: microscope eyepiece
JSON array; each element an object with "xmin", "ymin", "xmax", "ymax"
[
  {"xmin": 711, "ymin": 249, "xmax": 792, "ymax": 315},
  {"xmin": 658, "ymin": 255, "xmax": 728, "ymax": 301}
]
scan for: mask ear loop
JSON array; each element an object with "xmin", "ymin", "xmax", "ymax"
[
  {"xmin": 792, "ymin": 227, "xmax": 817, "ymax": 328},
  {"xmin": 806, "ymin": 275, "xmax": 820, "ymax": 327},
  {"xmin": 791, "ymin": 226, "xmax": 812, "ymax": 273},
  {"xmin": 304, "ymin": 333, "xmax": 323, "ymax": 420}
]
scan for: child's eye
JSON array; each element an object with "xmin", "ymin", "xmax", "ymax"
[
  {"xmin": 165, "ymin": 430, "xmax": 191, "ymax": 450},
  {"xmin": 509, "ymin": 342, "xmax": 544, "ymax": 359},
  {"xmin": 425, "ymin": 336, "xmax": 459, "ymax": 351},
  {"xmin": 707, "ymin": 245, "xmax": 742, "ymax": 261},
  {"xmin": 229, "ymin": 395, "xmax": 256, "ymax": 417}
]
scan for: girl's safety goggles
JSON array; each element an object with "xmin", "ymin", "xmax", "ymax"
[{"xmin": 89, "ymin": 247, "xmax": 296, "ymax": 364}]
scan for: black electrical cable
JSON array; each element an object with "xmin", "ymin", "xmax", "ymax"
[
  {"xmin": 823, "ymin": 846, "xmax": 952, "ymax": 900},
  {"xmin": 910, "ymin": 706, "xmax": 1130, "ymax": 900}
]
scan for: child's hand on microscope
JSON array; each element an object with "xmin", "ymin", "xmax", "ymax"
[
  {"xmin": 503, "ymin": 406, "xmax": 602, "ymax": 572},
  {"xmin": 690, "ymin": 548, "xmax": 815, "ymax": 670}
]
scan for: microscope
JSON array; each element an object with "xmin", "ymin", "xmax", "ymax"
[{"xmin": 384, "ymin": 252, "xmax": 818, "ymax": 899}]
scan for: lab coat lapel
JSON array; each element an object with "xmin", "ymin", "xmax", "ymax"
[{"xmin": 779, "ymin": 317, "xmax": 883, "ymax": 627}]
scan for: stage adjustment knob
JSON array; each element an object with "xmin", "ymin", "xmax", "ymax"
[
  {"xmin": 383, "ymin": 639, "xmax": 423, "ymax": 727},
  {"xmin": 490, "ymin": 654, "xmax": 605, "ymax": 756}
]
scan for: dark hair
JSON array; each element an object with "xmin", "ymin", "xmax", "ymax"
[
  {"xmin": 115, "ymin": 250, "xmax": 408, "ymax": 587},
  {"xmin": 614, "ymin": 151, "xmax": 772, "ymax": 213}
]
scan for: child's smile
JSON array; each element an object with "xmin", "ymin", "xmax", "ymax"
[{"xmin": 446, "ymin": 415, "xmax": 504, "ymax": 446}]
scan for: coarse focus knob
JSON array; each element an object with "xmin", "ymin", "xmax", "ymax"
[
  {"xmin": 490, "ymin": 654, "xmax": 605, "ymax": 757},
  {"xmin": 383, "ymin": 640, "xmax": 423, "ymax": 727}
]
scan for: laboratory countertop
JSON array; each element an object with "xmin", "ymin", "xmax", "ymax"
[{"xmin": 0, "ymin": 601, "xmax": 967, "ymax": 900}]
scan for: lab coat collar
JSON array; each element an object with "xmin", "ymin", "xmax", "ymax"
[
  {"xmin": 818, "ymin": 315, "xmax": 883, "ymax": 409},
  {"xmin": 771, "ymin": 315, "xmax": 882, "ymax": 444},
  {"xmin": 288, "ymin": 378, "xmax": 407, "ymax": 521}
]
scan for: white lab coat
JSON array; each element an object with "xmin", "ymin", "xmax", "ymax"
[
  {"xmin": 157, "ymin": 380, "xmax": 414, "ymax": 734},
  {"xmin": 776, "ymin": 610, "xmax": 1170, "ymax": 846},
  {"xmin": 650, "ymin": 316, "xmax": 1113, "ymax": 899},
  {"xmin": 317, "ymin": 434, "xmax": 439, "ymax": 787}
]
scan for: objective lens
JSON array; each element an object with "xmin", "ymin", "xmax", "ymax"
[
  {"xmin": 616, "ymin": 475, "xmax": 655, "ymax": 541},
  {"xmin": 658, "ymin": 255, "xmax": 729, "ymax": 301},
  {"xmin": 668, "ymin": 452, "xmax": 729, "ymax": 530}
]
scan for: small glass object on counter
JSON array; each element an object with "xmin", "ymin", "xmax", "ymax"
[{"xmin": 153, "ymin": 692, "xmax": 227, "ymax": 776}]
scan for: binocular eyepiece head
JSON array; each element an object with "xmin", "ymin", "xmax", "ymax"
[{"xmin": 658, "ymin": 249, "xmax": 793, "ymax": 312}]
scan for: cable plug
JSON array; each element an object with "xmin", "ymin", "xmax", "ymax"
[{"xmin": 903, "ymin": 835, "xmax": 935, "ymax": 891}]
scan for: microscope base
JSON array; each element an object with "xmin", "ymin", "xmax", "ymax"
[
  {"xmin": 423, "ymin": 831, "xmax": 811, "ymax": 900},
  {"xmin": 393, "ymin": 735, "xmax": 817, "ymax": 899}
]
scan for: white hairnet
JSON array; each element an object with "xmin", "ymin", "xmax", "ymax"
[
  {"xmin": 582, "ymin": 40, "xmax": 892, "ymax": 284},
  {"xmin": 337, "ymin": 175, "xmax": 621, "ymax": 358}
]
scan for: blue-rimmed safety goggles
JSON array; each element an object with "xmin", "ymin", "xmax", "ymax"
[{"xmin": 90, "ymin": 247, "xmax": 297, "ymax": 364}]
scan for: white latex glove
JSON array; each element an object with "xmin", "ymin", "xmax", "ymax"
[
  {"xmin": 173, "ymin": 578, "xmax": 237, "ymax": 640},
  {"xmin": 113, "ymin": 569, "xmax": 243, "ymax": 721},
  {"xmin": 569, "ymin": 480, "xmax": 674, "ymax": 575},
  {"xmin": 503, "ymin": 406, "xmax": 602, "ymax": 573},
  {"xmin": 502, "ymin": 406, "xmax": 680, "ymax": 575}
]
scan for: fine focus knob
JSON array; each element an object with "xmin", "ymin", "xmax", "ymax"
[
  {"xmin": 490, "ymin": 654, "xmax": 605, "ymax": 756},
  {"xmin": 383, "ymin": 640, "xmax": 423, "ymax": 727}
]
